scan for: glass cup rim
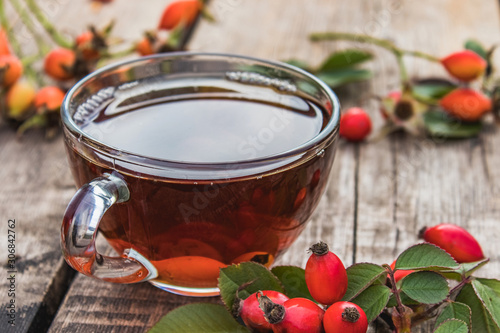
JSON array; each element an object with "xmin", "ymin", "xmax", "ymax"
[{"xmin": 61, "ymin": 52, "xmax": 341, "ymax": 169}]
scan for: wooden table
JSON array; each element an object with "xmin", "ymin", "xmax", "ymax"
[{"xmin": 1, "ymin": 0, "xmax": 499, "ymax": 332}]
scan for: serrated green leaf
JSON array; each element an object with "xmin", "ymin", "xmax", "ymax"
[
  {"xmin": 386, "ymin": 290, "xmax": 421, "ymax": 307},
  {"xmin": 351, "ymin": 284, "xmax": 391, "ymax": 323},
  {"xmin": 441, "ymin": 258, "xmax": 490, "ymax": 281},
  {"xmin": 316, "ymin": 68, "xmax": 372, "ymax": 88},
  {"xmin": 218, "ymin": 262, "xmax": 284, "ymax": 311},
  {"xmin": 476, "ymin": 278, "xmax": 500, "ymax": 297},
  {"xmin": 271, "ymin": 266, "xmax": 314, "ymax": 301},
  {"xmin": 396, "ymin": 243, "xmax": 459, "ymax": 271},
  {"xmin": 456, "ymin": 283, "xmax": 500, "ymax": 332},
  {"xmin": 472, "ymin": 279, "xmax": 500, "ymax": 328},
  {"xmin": 148, "ymin": 303, "xmax": 250, "ymax": 333},
  {"xmin": 465, "ymin": 39, "xmax": 488, "ymax": 60},
  {"xmin": 284, "ymin": 59, "xmax": 311, "ymax": 72},
  {"xmin": 423, "ymin": 110, "xmax": 483, "ymax": 139},
  {"xmin": 412, "ymin": 82, "xmax": 456, "ymax": 104},
  {"xmin": 318, "ymin": 49, "xmax": 373, "ymax": 72},
  {"xmin": 433, "ymin": 319, "xmax": 469, "ymax": 333},
  {"xmin": 435, "ymin": 302, "xmax": 471, "ymax": 330},
  {"xmin": 400, "ymin": 271, "xmax": 449, "ymax": 304},
  {"xmin": 342, "ymin": 263, "xmax": 387, "ymax": 301}
]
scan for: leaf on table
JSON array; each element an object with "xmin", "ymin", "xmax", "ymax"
[
  {"xmin": 218, "ymin": 262, "xmax": 284, "ymax": 311},
  {"xmin": 456, "ymin": 283, "xmax": 500, "ymax": 332},
  {"xmin": 464, "ymin": 39, "xmax": 488, "ymax": 60},
  {"xmin": 271, "ymin": 266, "xmax": 314, "ymax": 301},
  {"xmin": 350, "ymin": 284, "xmax": 391, "ymax": 323},
  {"xmin": 435, "ymin": 301, "xmax": 472, "ymax": 330},
  {"xmin": 395, "ymin": 243, "xmax": 459, "ymax": 271},
  {"xmin": 400, "ymin": 271, "xmax": 449, "ymax": 304},
  {"xmin": 341, "ymin": 263, "xmax": 387, "ymax": 301},
  {"xmin": 433, "ymin": 319, "xmax": 469, "ymax": 333},
  {"xmin": 148, "ymin": 303, "xmax": 250, "ymax": 333},
  {"xmin": 411, "ymin": 80, "xmax": 456, "ymax": 104},
  {"xmin": 318, "ymin": 49, "xmax": 373, "ymax": 72},
  {"xmin": 472, "ymin": 279, "xmax": 500, "ymax": 328},
  {"xmin": 316, "ymin": 68, "xmax": 372, "ymax": 88},
  {"xmin": 423, "ymin": 109, "xmax": 483, "ymax": 139}
]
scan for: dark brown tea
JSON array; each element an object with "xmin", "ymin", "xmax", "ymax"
[{"xmin": 65, "ymin": 80, "xmax": 337, "ymax": 291}]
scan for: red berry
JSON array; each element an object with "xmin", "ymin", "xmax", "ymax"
[
  {"xmin": 389, "ymin": 260, "xmax": 413, "ymax": 283},
  {"xmin": 293, "ymin": 188, "xmax": 307, "ymax": 211},
  {"xmin": 158, "ymin": 0, "xmax": 201, "ymax": 30},
  {"xmin": 339, "ymin": 107, "xmax": 372, "ymax": 142},
  {"xmin": 136, "ymin": 36, "xmax": 155, "ymax": 56},
  {"xmin": 260, "ymin": 296, "xmax": 324, "ymax": 333},
  {"xmin": 323, "ymin": 301, "xmax": 368, "ymax": 333},
  {"xmin": 310, "ymin": 169, "xmax": 321, "ymax": 189},
  {"xmin": 420, "ymin": 223, "xmax": 485, "ymax": 263},
  {"xmin": 34, "ymin": 86, "xmax": 66, "ymax": 113},
  {"xmin": 239, "ymin": 290, "xmax": 289, "ymax": 332},
  {"xmin": 305, "ymin": 242, "xmax": 348, "ymax": 305},
  {"xmin": 0, "ymin": 54, "xmax": 23, "ymax": 87},
  {"xmin": 0, "ymin": 29, "xmax": 11, "ymax": 56},
  {"xmin": 439, "ymin": 88, "xmax": 491, "ymax": 122},
  {"xmin": 441, "ymin": 50, "xmax": 487, "ymax": 82},
  {"xmin": 75, "ymin": 31, "xmax": 101, "ymax": 61},
  {"xmin": 44, "ymin": 48, "xmax": 76, "ymax": 81}
]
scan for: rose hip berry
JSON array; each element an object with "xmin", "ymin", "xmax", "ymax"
[
  {"xmin": 441, "ymin": 50, "xmax": 487, "ymax": 82},
  {"xmin": 323, "ymin": 301, "xmax": 368, "ymax": 333},
  {"xmin": 420, "ymin": 223, "xmax": 485, "ymax": 263},
  {"xmin": 238, "ymin": 290, "xmax": 289, "ymax": 332},
  {"xmin": 6, "ymin": 80, "xmax": 36, "ymax": 119},
  {"xmin": 305, "ymin": 241, "xmax": 348, "ymax": 305},
  {"xmin": 439, "ymin": 88, "xmax": 491, "ymax": 122},
  {"xmin": 259, "ymin": 296, "xmax": 324, "ymax": 333},
  {"xmin": 44, "ymin": 48, "xmax": 76, "ymax": 81},
  {"xmin": 0, "ymin": 29, "xmax": 11, "ymax": 56},
  {"xmin": 0, "ymin": 54, "xmax": 23, "ymax": 87},
  {"xmin": 339, "ymin": 107, "xmax": 372, "ymax": 142},
  {"xmin": 389, "ymin": 260, "xmax": 413, "ymax": 283},
  {"xmin": 34, "ymin": 86, "xmax": 66, "ymax": 114},
  {"xmin": 158, "ymin": 0, "xmax": 201, "ymax": 30}
]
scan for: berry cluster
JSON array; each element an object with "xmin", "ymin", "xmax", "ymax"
[{"xmin": 0, "ymin": 0, "xmax": 206, "ymax": 136}]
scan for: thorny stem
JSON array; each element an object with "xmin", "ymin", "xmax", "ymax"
[
  {"xmin": 8, "ymin": 0, "xmax": 50, "ymax": 54},
  {"xmin": 384, "ymin": 264, "xmax": 412, "ymax": 333},
  {"xmin": 0, "ymin": 0, "xmax": 23, "ymax": 57},
  {"xmin": 310, "ymin": 31, "xmax": 440, "ymax": 85},
  {"xmin": 24, "ymin": 0, "xmax": 72, "ymax": 48}
]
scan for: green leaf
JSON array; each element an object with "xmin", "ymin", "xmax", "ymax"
[
  {"xmin": 395, "ymin": 243, "xmax": 459, "ymax": 271},
  {"xmin": 218, "ymin": 262, "xmax": 284, "ymax": 311},
  {"xmin": 400, "ymin": 271, "xmax": 449, "ymax": 304},
  {"xmin": 465, "ymin": 39, "xmax": 488, "ymax": 60},
  {"xmin": 441, "ymin": 258, "xmax": 490, "ymax": 281},
  {"xmin": 386, "ymin": 290, "xmax": 421, "ymax": 307},
  {"xmin": 423, "ymin": 110, "xmax": 483, "ymax": 139},
  {"xmin": 342, "ymin": 263, "xmax": 387, "ymax": 301},
  {"xmin": 472, "ymin": 279, "xmax": 500, "ymax": 328},
  {"xmin": 351, "ymin": 284, "xmax": 391, "ymax": 323},
  {"xmin": 318, "ymin": 49, "xmax": 373, "ymax": 72},
  {"xmin": 412, "ymin": 82, "xmax": 456, "ymax": 104},
  {"xmin": 456, "ymin": 283, "xmax": 500, "ymax": 332},
  {"xmin": 435, "ymin": 302, "xmax": 472, "ymax": 330},
  {"xmin": 433, "ymin": 319, "xmax": 469, "ymax": 333},
  {"xmin": 316, "ymin": 68, "xmax": 372, "ymax": 88},
  {"xmin": 271, "ymin": 266, "xmax": 314, "ymax": 301},
  {"xmin": 476, "ymin": 278, "xmax": 500, "ymax": 297},
  {"xmin": 284, "ymin": 59, "xmax": 312, "ymax": 72},
  {"xmin": 148, "ymin": 303, "xmax": 250, "ymax": 333}
]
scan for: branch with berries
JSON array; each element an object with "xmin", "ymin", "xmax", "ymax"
[
  {"xmin": 148, "ymin": 223, "xmax": 499, "ymax": 333},
  {"xmin": 0, "ymin": 0, "xmax": 211, "ymax": 138}
]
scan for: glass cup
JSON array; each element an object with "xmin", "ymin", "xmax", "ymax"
[{"xmin": 60, "ymin": 52, "xmax": 340, "ymax": 296}]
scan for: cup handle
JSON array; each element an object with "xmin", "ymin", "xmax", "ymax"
[{"xmin": 61, "ymin": 173, "xmax": 158, "ymax": 283}]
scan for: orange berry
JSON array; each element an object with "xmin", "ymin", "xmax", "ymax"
[
  {"xmin": 158, "ymin": 0, "xmax": 201, "ymax": 30},
  {"xmin": 439, "ymin": 88, "xmax": 491, "ymax": 122},
  {"xmin": 441, "ymin": 50, "xmax": 487, "ymax": 82},
  {"xmin": 136, "ymin": 37, "xmax": 155, "ymax": 56},
  {"xmin": 0, "ymin": 29, "xmax": 11, "ymax": 56},
  {"xmin": 0, "ymin": 55, "xmax": 23, "ymax": 87},
  {"xmin": 75, "ymin": 31, "xmax": 100, "ymax": 60},
  {"xmin": 6, "ymin": 80, "xmax": 36, "ymax": 119},
  {"xmin": 44, "ymin": 48, "xmax": 76, "ymax": 81},
  {"xmin": 34, "ymin": 86, "xmax": 66, "ymax": 113}
]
